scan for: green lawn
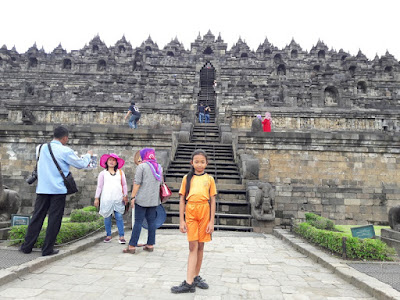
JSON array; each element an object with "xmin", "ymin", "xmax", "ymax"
[{"xmin": 335, "ymin": 225, "xmax": 390, "ymax": 236}]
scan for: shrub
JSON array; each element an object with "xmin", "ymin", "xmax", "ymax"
[
  {"xmin": 294, "ymin": 222, "xmax": 395, "ymax": 261},
  {"xmin": 8, "ymin": 219, "xmax": 103, "ymax": 247},
  {"xmin": 8, "ymin": 206, "xmax": 103, "ymax": 247},
  {"xmin": 305, "ymin": 212, "xmax": 335, "ymax": 230},
  {"xmin": 81, "ymin": 206, "xmax": 97, "ymax": 212},
  {"xmin": 70, "ymin": 209, "xmax": 100, "ymax": 222}
]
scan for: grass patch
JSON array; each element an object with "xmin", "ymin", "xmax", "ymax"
[{"xmin": 335, "ymin": 225, "xmax": 390, "ymax": 237}]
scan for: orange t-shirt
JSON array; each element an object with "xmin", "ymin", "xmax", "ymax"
[{"xmin": 179, "ymin": 173, "xmax": 217, "ymax": 203}]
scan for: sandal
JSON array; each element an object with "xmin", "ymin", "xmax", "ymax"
[
  {"xmin": 122, "ymin": 247, "xmax": 136, "ymax": 254},
  {"xmin": 143, "ymin": 245, "xmax": 154, "ymax": 252}
]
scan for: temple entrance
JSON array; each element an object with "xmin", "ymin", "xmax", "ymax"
[{"xmin": 198, "ymin": 62, "xmax": 216, "ymax": 123}]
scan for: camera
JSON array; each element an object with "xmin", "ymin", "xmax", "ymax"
[{"xmin": 26, "ymin": 170, "xmax": 38, "ymax": 185}]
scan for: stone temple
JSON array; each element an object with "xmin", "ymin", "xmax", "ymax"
[{"xmin": 0, "ymin": 31, "xmax": 399, "ymax": 232}]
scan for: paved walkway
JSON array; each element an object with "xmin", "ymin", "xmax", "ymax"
[{"xmin": 0, "ymin": 230, "xmax": 379, "ymax": 299}]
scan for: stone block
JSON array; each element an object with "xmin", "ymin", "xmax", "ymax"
[
  {"xmin": 344, "ymin": 198, "xmax": 361, "ymax": 206},
  {"xmin": 219, "ymin": 123, "xmax": 231, "ymax": 132},
  {"xmin": 180, "ymin": 122, "xmax": 192, "ymax": 132},
  {"xmin": 240, "ymin": 154, "xmax": 259, "ymax": 180},
  {"xmin": 178, "ymin": 131, "xmax": 190, "ymax": 143},
  {"xmin": 220, "ymin": 132, "xmax": 232, "ymax": 144}
]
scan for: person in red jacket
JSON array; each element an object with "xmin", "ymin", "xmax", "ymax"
[{"xmin": 262, "ymin": 112, "xmax": 272, "ymax": 132}]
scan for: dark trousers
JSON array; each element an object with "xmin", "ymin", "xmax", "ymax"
[
  {"xmin": 20, "ymin": 194, "xmax": 66, "ymax": 255},
  {"xmin": 129, "ymin": 204, "xmax": 157, "ymax": 246}
]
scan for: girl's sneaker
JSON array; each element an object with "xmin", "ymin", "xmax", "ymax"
[
  {"xmin": 171, "ymin": 280, "xmax": 195, "ymax": 293},
  {"xmin": 103, "ymin": 237, "xmax": 112, "ymax": 243},
  {"xmin": 194, "ymin": 276, "xmax": 209, "ymax": 289},
  {"xmin": 119, "ymin": 239, "xmax": 126, "ymax": 244}
]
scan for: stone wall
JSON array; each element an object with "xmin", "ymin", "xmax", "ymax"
[
  {"xmin": 1, "ymin": 32, "xmax": 399, "ymax": 129},
  {"xmin": 228, "ymin": 107, "xmax": 400, "ymax": 132},
  {"xmin": 4, "ymin": 104, "xmax": 187, "ymax": 127},
  {"xmin": 0, "ymin": 124, "xmax": 174, "ymax": 214},
  {"xmin": 236, "ymin": 131, "xmax": 400, "ymax": 226}
]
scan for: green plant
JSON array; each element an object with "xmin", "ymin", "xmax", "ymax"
[
  {"xmin": 8, "ymin": 219, "xmax": 103, "ymax": 247},
  {"xmin": 81, "ymin": 206, "xmax": 97, "ymax": 212},
  {"xmin": 294, "ymin": 222, "xmax": 396, "ymax": 261},
  {"xmin": 70, "ymin": 209, "xmax": 100, "ymax": 222},
  {"xmin": 305, "ymin": 212, "xmax": 335, "ymax": 230}
]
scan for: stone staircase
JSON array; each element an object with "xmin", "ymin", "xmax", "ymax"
[
  {"xmin": 162, "ymin": 123, "xmax": 253, "ymax": 231},
  {"xmin": 197, "ymin": 61, "xmax": 216, "ymax": 123}
]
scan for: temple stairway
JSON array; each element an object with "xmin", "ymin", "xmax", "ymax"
[{"xmin": 162, "ymin": 123, "xmax": 253, "ymax": 231}]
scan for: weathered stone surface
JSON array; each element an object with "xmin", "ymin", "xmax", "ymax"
[
  {"xmin": 220, "ymin": 132, "xmax": 232, "ymax": 144},
  {"xmin": 238, "ymin": 131, "xmax": 400, "ymax": 224},
  {"xmin": 0, "ymin": 125, "xmax": 172, "ymax": 213},
  {"xmin": 240, "ymin": 154, "xmax": 259, "ymax": 180},
  {"xmin": 0, "ymin": 162, "xmax": 21, "ymax": 221},
  {"xmin": 178, "ymin": 131, "xmax": 190, "ymax": 143},
  {"xmin": 1, "ymin": 32, "xmax": 399, "ymax": 131}
]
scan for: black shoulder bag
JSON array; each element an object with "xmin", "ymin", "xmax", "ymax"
[{"xmin": 48, "ymin": 143, "xmax": 78, "ymax": 195}]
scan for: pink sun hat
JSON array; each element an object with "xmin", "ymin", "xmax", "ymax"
[{"xmin": 100, "ymin": 153, "xmax": 125, "ymax": 169}]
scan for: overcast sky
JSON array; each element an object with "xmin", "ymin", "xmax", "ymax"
[{"xmin": 1, "ymin": 0, "xmax": 399, "ymax": 60}]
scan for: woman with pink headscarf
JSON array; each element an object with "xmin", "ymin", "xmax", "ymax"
[
  {"xmin": 123, "ymin": 148, "xmax": 163, "ymax": 254},
  {"xmin": 262, "ymin": 112, "xmax": 272, "ymax": 132}
]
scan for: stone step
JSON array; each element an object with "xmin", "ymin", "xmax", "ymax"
[
  {"xmin": 191, "ymin": 138, "xmax": 221, "ymax": 143},
  {"xmin": 164, "ymin": 201, "xmax": 249, "ymax": 215},
  {"xmin": 174, "ymin": 156, "xmax": 234, "ymax": 161},
  {"xmin": 166, "ymin": 170, "xmax": 240, "ymax": 178},
  {"xmin": 167, "ymin": 167, "xmax": 239, "ymax": 173},
  {"xmin": 0, "ymin": 221, "xmax": 11, "ymax": 229},
  {"xmin": 177, "ymin": 144, "xmax": 232, "ymax": 149},
  {"xmin": 166, "ymin": 171, "xmax": 240, "ymax": 177},
  {"xmin": 167, "ymin": 211, "xmax": 251, "ymax": 219},
  {"xmin": 0, "ymin": 227, "xmax": 10, "ymax": 240},
  {"xmin": 166, "ymin": 177, "xmax": 241, "ymax": 184},
  {"xmin": 174, "ymin": 151, "xmax": 234, "ymax": 157},
  {"xmin": 160, "ymin": 223, "xmax": 253, "ymax": 232},
  {"xmin": 165, "ymin": 212, "xmax": 252, "ymax": 227},
  {"xmin": 165, "ymin": 182, "xmax": 246, "ymax": 191}
]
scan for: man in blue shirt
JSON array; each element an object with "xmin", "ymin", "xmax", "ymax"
[
  {"xmin": 124, "ymin": 101, "xmax": 141, "ymax": 129},
  {"xmin": 20, "ymin": 126, "xmax": 93, "ymax": 256}
]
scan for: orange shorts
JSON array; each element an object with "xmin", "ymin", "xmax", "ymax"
[{"xmin": 185, "ymin": 202, "xmax": 211, "ymax": 243}]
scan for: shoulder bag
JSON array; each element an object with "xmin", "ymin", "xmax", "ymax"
[
  {"xmin": 48, "ymin": 143, "xmax": 78, "ymax": 195},
  {"xmin": 160, "ymin": 180, "xmax": 172, "ymax": 204}
]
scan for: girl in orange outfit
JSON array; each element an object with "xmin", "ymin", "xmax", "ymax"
[
  {"xmin": 262, "ymin": 111, "xmax": 272, "ymax": 132},
  {"xmin": 171, "ymin": 149, "xmax": 217, "ymax": 294}
]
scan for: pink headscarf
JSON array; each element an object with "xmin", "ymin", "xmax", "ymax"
[
  {"xmin": 265, "ymin": 112, "xmax": 272, "ymax": 120},
  {"xmin": 140, "ymin": 148, "xmax": 162, "ymax": 181}
]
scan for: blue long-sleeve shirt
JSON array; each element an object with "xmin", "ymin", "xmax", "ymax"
[{"xmin": 36, "ymin": 140, "xmax": 90, "ymax": 194}]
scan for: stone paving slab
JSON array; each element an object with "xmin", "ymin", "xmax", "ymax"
[
  {"xmin": 273, "ymin": 229, "xmax": 400, "ymax": 300},
  {"xmin": 0, "ymin": 230, "xmax": 376, "ymax": 299}
]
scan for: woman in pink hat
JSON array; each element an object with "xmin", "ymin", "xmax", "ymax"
[{"xmin": 94, "ymin": 153, "xmax": 128, "ymax": 244}]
